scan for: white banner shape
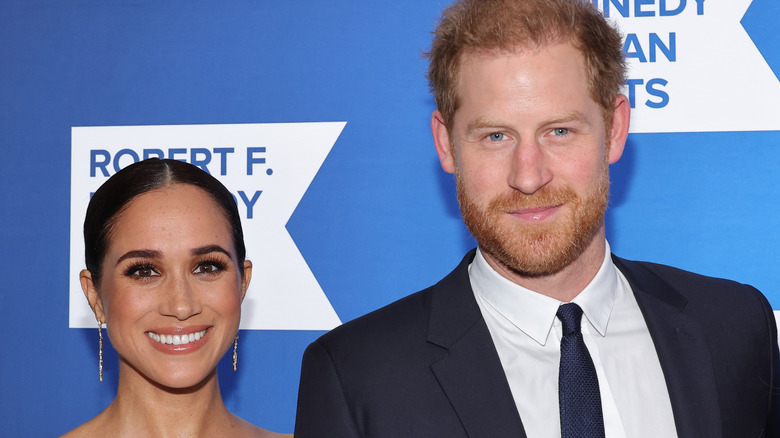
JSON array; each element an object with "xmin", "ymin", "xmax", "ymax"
[
  {"xmin": 70, "ymin": 122, "xmax": 345, "ymax": 330},
  {"xmin": 598, "ymin": 0, "xmax": 780, "ymax": 133}
]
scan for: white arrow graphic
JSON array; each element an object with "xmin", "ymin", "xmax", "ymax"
[
  {"xmin": 599, "ymin": 0, "xmax": 780, "ymax": 132},
  {"xmin": 70, "ymin": 122, "xmax": 345, "ymax": 330}
]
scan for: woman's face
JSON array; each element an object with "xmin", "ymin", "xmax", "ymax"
[{"xmin": 83, "ymin": 183, "xmax": 251, "ymax": 389}]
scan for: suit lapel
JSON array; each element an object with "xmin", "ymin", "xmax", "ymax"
[
  {"xmin": 427, "ymin": 251, "xmax": 527, "ymax": 438},
  {"xmin": 425, "ymin": 252, "xmax": 724, "ymax": 437},
  {"xmin": 614, "ymin": 256, "xmax": 722, "ymax": 438}
]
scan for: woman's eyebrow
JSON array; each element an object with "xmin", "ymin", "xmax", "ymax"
[
  {"xmin": 191, "ymin": 245, "xmax": 232, "ymax": 258},
  {"xmin": 116, "ymin": 249, "xmax": 161, "ymax": 265}
]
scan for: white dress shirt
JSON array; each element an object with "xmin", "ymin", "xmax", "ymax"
[{"xmin": 469, "ymin": 243, "xmax": 678, "ymax": 438}]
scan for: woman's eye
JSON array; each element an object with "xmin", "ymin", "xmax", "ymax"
[
  {"xmin": 128, "ymin": 265, "xmax": 159, "ymax": 278},
  {"xmin": 488, "ymin": 132, "xmax": 505, "ymax": 142},
  {"xmin": 552, "ymin": 128, "xmax": 569, "ymax": 136},
  {"xmin": 194, "ymin": 262, "xmax": 223, "ymax": 275}
]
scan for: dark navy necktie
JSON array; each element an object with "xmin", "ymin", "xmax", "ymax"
[{"xmin": 557, "ymin": 303, "xmax": 605, "ymax": 438}]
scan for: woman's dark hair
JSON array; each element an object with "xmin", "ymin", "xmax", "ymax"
[{"xmin": 84, "ymin": 158, "xmax": 246, "ymax": 286}]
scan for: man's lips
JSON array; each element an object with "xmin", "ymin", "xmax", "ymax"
[{"xmin": 507, "ymin": 204, "xmax": 562, "ymax": 221}]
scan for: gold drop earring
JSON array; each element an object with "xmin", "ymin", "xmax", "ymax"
[
  {"xmin": 232, "ymin": 333, "xmax": 239, "ymax": 371},
  {"xmin": 98, "ymin": 319, "xmax": 104, "ymax": 382}
]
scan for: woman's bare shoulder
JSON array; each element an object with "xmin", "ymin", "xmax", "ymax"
[{"xmin": 61, "ymin": 409, "xmax": 292, "ymax": 437}]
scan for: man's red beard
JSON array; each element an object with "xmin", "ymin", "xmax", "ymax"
[{"xmin": 457, "ymin": 168, "xmax": 609, "ymax": 277}]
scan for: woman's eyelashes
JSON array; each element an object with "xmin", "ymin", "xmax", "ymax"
[
  {"xmin": 124, "ymin": 262, "xmax": 160, "ymax": 280},
  {"xmin": 121, "ymin": 255, "xmax": 230, "ymax": 281},
  {"xmin": 193, "ymin": 257, "xmax": 228, "ymax": 275}
]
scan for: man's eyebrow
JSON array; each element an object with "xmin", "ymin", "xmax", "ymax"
[
  {"xmin": 464, "ymin": 112, "xmax": 591, "ymax": 134},
  {"xmin": 545, "ymin": 111, "xmax": 589, "ymax": 125},
  {"xmin": 465, "ymin": 117, "xmax": 505, "ymax": 133}
]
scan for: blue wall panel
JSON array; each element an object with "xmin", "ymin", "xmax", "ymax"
[{"xmin": 1, "ymin": 1, "xmax": 778, "ymax": 435}]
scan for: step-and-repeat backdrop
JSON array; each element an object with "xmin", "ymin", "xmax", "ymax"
[{"xmin": 2, "ymin": 0, "xmax": 779, "ymax": 435}]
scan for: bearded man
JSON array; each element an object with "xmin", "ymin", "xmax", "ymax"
[{"xmin": 295, "ymin": 0, "xmax": 780, "ymax": 437}]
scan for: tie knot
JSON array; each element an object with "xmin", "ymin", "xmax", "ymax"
[{"xmin": 557, "ymin": 303, "xmax": 584, "ymax": 336}]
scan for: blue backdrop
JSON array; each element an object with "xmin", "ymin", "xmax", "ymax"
[{"xmin": 1, "ymin": 1, "xmax": 779, "ymax": 436}]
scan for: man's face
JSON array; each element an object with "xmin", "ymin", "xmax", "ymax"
[{"xmin": 432, "ymin": 41, "xmax": 627, "ymax": 278}]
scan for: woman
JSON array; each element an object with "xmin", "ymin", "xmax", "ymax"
[{"xmin": 64, "ymin": 158, "xmax": 291, "ymax": 437}]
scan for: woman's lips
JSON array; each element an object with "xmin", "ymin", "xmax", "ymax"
[{"xmin": 146, "ymin": 326, "xmax": 212, "ymax": 354}]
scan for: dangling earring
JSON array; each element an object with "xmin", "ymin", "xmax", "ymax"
[
  {"xmin": 98, "ymin": 319, "xmax": 104, "ymax": 382},
  {"xmin": 232, "ymin": 333, "xmax": 239, "ymax": 371}
]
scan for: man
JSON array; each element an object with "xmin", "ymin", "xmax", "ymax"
[{"xmin": 295, "ymin": 0, "xmax": 780, "ymax": 436}]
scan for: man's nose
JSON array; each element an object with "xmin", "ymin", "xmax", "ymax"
[{"xmin": 508, "ymin": 138, "xmax": 552, "ymax": 194}]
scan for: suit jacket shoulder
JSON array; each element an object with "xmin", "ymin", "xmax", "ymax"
[
  {"xmin": 295, "ymin": 250, "xmax": 525, "ymax": 438},
  {"xmin": 614, "ymin": 256, "xmax": 780, "ymax": 437},
  {"xmin": 614, "ymin": 256, "xmax": 776, "ymax": 340},
  {"xmin": 316, "ymin": 250, "xmax": 478, "ymax": 354}
]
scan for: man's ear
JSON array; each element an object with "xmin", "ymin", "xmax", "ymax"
[
  {"xmin": 80, "ymin": 269, "xmax": 105, "ymax": 323},
  {"xmin": 607, "ymin": 94, "xmax": 630, "ymax": 164},
  {"xmin": 240, "ymin": 260, "xmax": 253, "ymax": 303},
  {"xmin": 431, "ymin": 110, "xmax": 457, "ymax": 174}
]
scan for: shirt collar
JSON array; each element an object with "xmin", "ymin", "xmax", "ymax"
[{"xmin": 469, "ymin": 242, "xmax": 618, "ymax": 345}]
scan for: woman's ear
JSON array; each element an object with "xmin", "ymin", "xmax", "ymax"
[
  {"xmin": 80, "ymin": 269, "xmax": 106, "ymax": 323},
  {"xmin": 240, "ymin": 260, "xmax": 253, "ymax": 303}
]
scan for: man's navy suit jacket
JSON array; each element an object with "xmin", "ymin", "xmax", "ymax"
[{"xmin": 295, "ymin": 251, "xmax": 780, "ymax": 437}]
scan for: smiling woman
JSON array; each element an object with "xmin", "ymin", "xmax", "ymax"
[{"xmin": 62, "ymin": 159, "xmax": 291, "ymax": 438}]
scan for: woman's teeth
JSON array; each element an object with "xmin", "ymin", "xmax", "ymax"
[{"xmin": 147, "ymin": 329, "xmax": 207, "ymax": 346}]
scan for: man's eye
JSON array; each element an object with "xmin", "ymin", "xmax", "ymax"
[
  {"xmin": 552, "ymin": 128, "xmax": 569, "ymax": 136},
  {"xmin": 488, "ymin": 132, "xmax": 505, "ymax": 141}
]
